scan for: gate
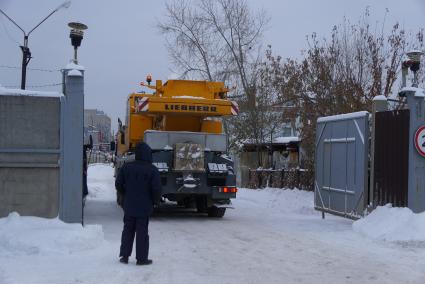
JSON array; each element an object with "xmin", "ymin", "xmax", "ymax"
[
  {"xmin": 373, "ymin": 110, "xmax": 410, "ymax": 207},
  {"xmin": 315, "ymin": 111, "xmax": 369, "ymax": 219}
]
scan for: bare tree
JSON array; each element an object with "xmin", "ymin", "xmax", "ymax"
[
  {"xmin": 159, "ymin": 0, "xmax": 273, "ymax": 166},
  {"xmin": 263, "ymin": 10, "xmax": 424, "ymax": 187},
  {"xmin": 158, "ymin": 0, "xmax": 268, "ymax": 101},
  {"xmin": 199, "ymin": 0, "xmax": 268, "ymax": 104},
  {"xmin": 158, "ymin": 0, "xmax": 217, "ymax": 80}
]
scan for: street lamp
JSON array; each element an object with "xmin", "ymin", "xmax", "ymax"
[
  {"xmin": 0, "ymin": 1, "xmax": 71, "ymax": 90},
  {"xmin": 68, "ymin": 22, "xmax": 88, "ymax": 64},
  {"xmin": 401, "ymin": 50, "xmax": 424, "ymax": 88},
  {"xmin": 406, "ymin": 50, "xmax": 424, "ymax": 87}
]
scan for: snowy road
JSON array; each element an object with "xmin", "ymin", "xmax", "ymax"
[{"xmin": 1, "ymin": 164, "xmax": 425, "ymax": 284}]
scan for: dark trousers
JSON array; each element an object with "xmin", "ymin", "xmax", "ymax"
[{"xmin": 120, "ymin": 215, "xmax": 149, "ymax": 261}]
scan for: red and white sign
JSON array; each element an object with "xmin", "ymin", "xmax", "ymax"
[
  {"xmin": 135, "ymin": 97, "xmax": 149, "ymax": 112},
  {"xmin": 414, "ymin": 125, "xmax": 425, "ymax": 157},
  {"xmin": 231, "ymin": 101, "xmax": 239, "ymax": 115}
]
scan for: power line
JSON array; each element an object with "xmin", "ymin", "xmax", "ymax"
[
  {"xmin": 0, "ymin": 16, "xmax": 20, "ymax": 46},
  {"xmin": 0, "ymin": 65, "xmax": 60, "ymax": 73}
]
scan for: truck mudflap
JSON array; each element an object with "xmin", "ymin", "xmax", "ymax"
[{"xmin": 214, "ymin": 201, "xmax": 234, "ymax": 209}]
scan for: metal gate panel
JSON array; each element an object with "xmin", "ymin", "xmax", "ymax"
[
  {"xmin": 373, "ymin": 110, "xmax": 409, "ymax": 207},
  {"xmin": 315, "ymin": 111, "xmax": 369, "ymax": 219}
]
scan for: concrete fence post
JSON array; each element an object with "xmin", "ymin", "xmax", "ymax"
[
  {"xmin": 404, "ymin": 88, "xmax": 425, "ymax": 212},
  {"xmin": 369, "ymin": 95, "xmax": 388, "ymax": 209},
  {"xmin": 59, "ymin": 63, "xmax": 85, "ymax": 223}
]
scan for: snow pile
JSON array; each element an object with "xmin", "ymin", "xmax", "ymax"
[
  {"xmin": 0, "ymin": 212, "xmax": 104, "ymax": 256},
  {"xmin": 353, "ymin": 204, "xmax": 425, "ymax": 243},
  {"xmin": 87, "ymin": 163, "xmax": 116, "ymax": 201}
]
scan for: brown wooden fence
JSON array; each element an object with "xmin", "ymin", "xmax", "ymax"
[{"xmin": 373, "ymin": 109, "xmax": 410, "ymax": 207}]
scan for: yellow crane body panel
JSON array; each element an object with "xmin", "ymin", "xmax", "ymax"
[{"xmin": 119, "ymin": 79, "xmax": 238, "ymax": 151}]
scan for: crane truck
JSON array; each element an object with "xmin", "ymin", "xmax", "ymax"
[{"xmin": 115, "ymin": 78, "xmax": 239, "ymax": 217}]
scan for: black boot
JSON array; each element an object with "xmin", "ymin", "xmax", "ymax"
[
  {"xmin": 136, "ymin": 259, "xmax": 153, "ymax": 265},
  {"xmin": 120, "ymin": 257, "xmax": 129, "ymax": 264}
]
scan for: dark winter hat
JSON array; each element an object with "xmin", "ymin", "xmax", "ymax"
[{"xmin": 135, "ymin": 142, "xmax": 152, "ymax": 162}]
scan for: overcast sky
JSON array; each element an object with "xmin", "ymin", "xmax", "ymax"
[{"xmin": 1, "ymin": 0, "xmax": 424, "ymax": 132}]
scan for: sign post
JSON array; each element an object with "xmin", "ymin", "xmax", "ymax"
[{"xmin": 403, "ymin": 88, "xmax": 425, "ymax": 213}]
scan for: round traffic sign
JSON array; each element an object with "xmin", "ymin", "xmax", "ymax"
[{"xmin": 414, "ymin": 125, "xmax": 425, "ymax": 157}]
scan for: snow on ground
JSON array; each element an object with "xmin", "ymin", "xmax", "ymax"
[
  {"xmin": 0, "ymin": 213, "xmax": 103, "ymax": 256},
  {"xmin": 1, "ymin": 164, "xmax": 425, "ymax": 283},
  {"xmin": 86, "ymin": 163, "xmax": 117, "ymax": 201},
  {"xmin": 353, "ymin": 204, "xmax": 425, "ymax": 244}
]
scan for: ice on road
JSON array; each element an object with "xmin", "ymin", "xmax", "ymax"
[{"xmin": 1, "ymin": 164, "xmax": 425, "ymax": 284}]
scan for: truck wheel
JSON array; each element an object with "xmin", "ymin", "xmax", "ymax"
[
  {"xmin": 207, "ymin": 206, "xmax": 226, "ymax": 218},
  {"xmin": 196, "ymin": 196, "xmax": 207, "ymax": 213}
]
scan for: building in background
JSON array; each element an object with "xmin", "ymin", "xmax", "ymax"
[
  {"xmin": 84, "ymin": 109, "xmax": 112, "ymax": 147},
  {"xmin": 235, "ymin": 103, "xmax": 304, "ymax": 189}
]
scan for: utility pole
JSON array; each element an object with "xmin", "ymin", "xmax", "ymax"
[
  {"xmin": 20, "ymin": 36, "xmax": 31, "ymax": 90},
  {"xmin": 0, "ymin": 1, "xmax": 71, "ymax": 89}
]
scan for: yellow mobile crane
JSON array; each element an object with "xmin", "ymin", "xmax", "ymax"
[{"xmin": 116, "ymin": 78, "xmax": 239, "ymax": 217}]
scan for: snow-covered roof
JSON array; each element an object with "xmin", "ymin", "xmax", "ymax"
[
  {"xmin": 317, "ymin": 111, "xmax": 369, "ymax": 123},
  {"xmin": 242, "ymin": 136, "xmax": 300, "ymax": 145},
  {"xmin": 273, "ymin": 136, "xmax": 300, "ymax": 144},
  {"xmin": 65, "ymin": 61, "xmax": 85, "ymax": 71},
  {"xmin": 0, "ymin": 86, "xmax": 63, "ymax": 98},
  {"xmin": 68, "ymin": 69, "xmax": 82, "ymax": 77}
]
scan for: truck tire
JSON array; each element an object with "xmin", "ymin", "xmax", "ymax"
[
  {"xmin": 196, "ymin": 196, "xmax": 207, "ymax": 213},
  {"xmin": 207, "ymin": 206, "xmax": 226, "ymax": 218}
]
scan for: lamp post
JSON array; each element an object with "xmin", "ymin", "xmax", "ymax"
[
  {"xmin": 68, "ymin": 22, "xmax": 88, "ymax": 64},
  {"xmin": 406, "ymin": 50, "xmax": 423, "ymax": 87},
  {"xmin": 0, "ymin": 1, "xmax": 71, "ymax": 89},
  {"xmin": 401, "ymin": 50, "xmax": 424, "ymax": 88}
]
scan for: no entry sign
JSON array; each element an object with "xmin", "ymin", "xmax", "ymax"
[{"xmin": 415, "ymin": 125, "xmax": 425, "ymax": 157}]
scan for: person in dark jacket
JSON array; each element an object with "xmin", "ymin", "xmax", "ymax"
[
  {"xmin": 82, "ymin": 144, "xmax": 90, "ymax": 199},
  {"xmin": 115, "ymin": 142, "xmax": 161, "ymax": 265},
  {"xmin": 83, "ymin": 135, "xmax": 93, "ymax": 202}
]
